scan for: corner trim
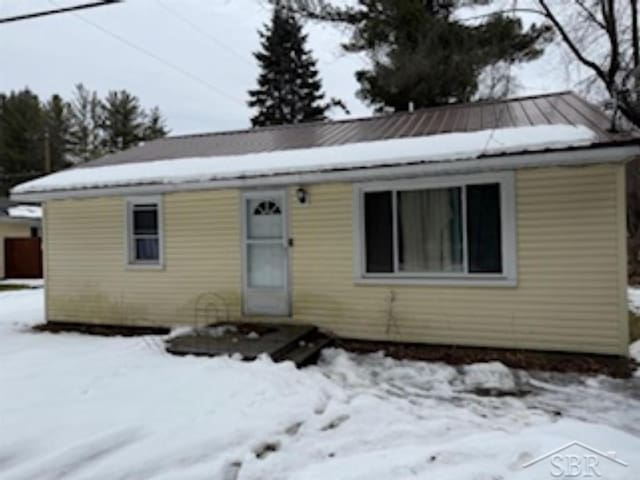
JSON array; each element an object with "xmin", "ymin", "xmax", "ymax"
[{"xmin": 616, "ymin": 164, "xmax": 631, "ymax": 355}]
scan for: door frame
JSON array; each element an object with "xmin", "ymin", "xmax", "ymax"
[{"xmin": 240, "ymin": 188, "xmax": 291, "ymax": 316}]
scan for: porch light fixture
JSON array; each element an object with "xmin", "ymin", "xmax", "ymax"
[{"xmin": 295, "ymin": 187, "xmax": 308, "ymax": 204}]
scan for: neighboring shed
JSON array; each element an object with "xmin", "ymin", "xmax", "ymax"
[
  {"xmin": 0, "ymin": 199, "xmax": 42, "ymax": 279},
  {"xmin": 11, "ymin": 92, "xmax": 640, "ymax": 355}
]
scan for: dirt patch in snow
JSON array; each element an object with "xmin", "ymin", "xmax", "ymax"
[
  {"xmin": 337, "ymin": 339, "xmax": 636, "ymax": 378},
  {"xmin": 253, "ymin": 441, "xmax": 281, "ymax": 459}
]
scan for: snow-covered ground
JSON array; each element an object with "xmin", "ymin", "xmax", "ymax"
[
  {"xmin": 0, "ymin": 279, "xmax": 44, "ymax": 288},
  {"xmin": 628, "ymin": 287, "xmax": 640, "ymax": 315},
  {"xmin": 1, "ymin": 289, "xmax": 639, "ymax": 479}
]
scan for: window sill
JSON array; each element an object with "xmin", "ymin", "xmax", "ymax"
[
  {"xmin": 125, "ymin": 263, "xmax": 165, "ymax": 271},
  {"xmin": 353, "ymin": 276, "xmax": 517, "ymax": 287}
]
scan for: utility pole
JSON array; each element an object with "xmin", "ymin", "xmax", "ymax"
[{"xmin": 44, "ymin": 129, "xmax": 52, "ymax": 173}]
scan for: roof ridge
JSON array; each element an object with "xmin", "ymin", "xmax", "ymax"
[{"xmin": 159, "ymin": 90, "xmax": 577, "ymax": 141}]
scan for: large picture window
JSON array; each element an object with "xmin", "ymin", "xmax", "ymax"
[
  {"xmin": 126, "ymin": 197, "xmax": 163, "ymax": 266},
  {"xmin": 356, "ymin": 173, "xmax": 516, "ymax": 285}
]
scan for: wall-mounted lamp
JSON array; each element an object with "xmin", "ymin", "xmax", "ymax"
[{"xmin": 295, "ymin": 187, "xmax": 308, "ymax": 204}]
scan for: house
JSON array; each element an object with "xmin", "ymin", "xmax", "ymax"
[
  {"xmin": 11, "ymin": 91, "xmax": 640, "ymax": 356},
  {"xmin": 0, "ymin": 199, "xmax": 42, "ymax": 279}
]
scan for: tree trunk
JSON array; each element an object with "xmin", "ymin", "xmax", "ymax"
[
  {"xmin": 631, "ymin": 0, "xmax": 639, "ymax": 68},
  {"xmin": 627, "ymin": 159, "xmax": 640, "ymax": 284}
]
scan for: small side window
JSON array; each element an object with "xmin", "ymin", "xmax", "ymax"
[{"xmin": 127, "ymin": 199, "xmax": 162, "ymax": 265}]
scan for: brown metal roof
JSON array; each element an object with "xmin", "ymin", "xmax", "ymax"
[{"xmin": 85, "ymin": 91, "xmax": 634, "ymax": 168}]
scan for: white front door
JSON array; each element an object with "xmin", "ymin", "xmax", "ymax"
[{"xmin": 242, "ymin": 190, "xmax": 290, "ymax": 316}]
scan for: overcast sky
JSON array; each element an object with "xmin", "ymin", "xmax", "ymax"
[{"xmin": 0, "ymin": 0, "xmax": 576, "ymax": 136}]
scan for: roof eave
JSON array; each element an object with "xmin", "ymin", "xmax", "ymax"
[{"xmin": 12, "ymin": 142, "xmax": 640, "ymax": 203}]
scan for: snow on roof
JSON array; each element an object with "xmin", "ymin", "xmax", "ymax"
[
  {"xmin": 13, "ymin": 125, "xmax": 597, "ymax": 196},
  {"xmin": 7, "ymin": 205, "xmax": 42, "ymax": 219}
]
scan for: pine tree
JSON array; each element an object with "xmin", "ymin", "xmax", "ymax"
[
  {"xmin": 248, "ymin": 5, "xmax": 342, "ymax": 127},
  {"xmin": 101, "ymin": 91, "xmax": 169, "ymax": 151},
  {"xmin": 0, "ymin": 89, "xmax": 46, "ymax": 195},
  {"xmin": 142, "ymin": 106, "xmax": 169, "ymax": 141},
  {"xmin": 0, "ymin": 89, "xmax": 45, "ymax": 175},
  {"xmin": 0, "ymin": 83, "xmax": 167, "ymax": 183},
  {"xmin": 0, "ymin": 85, "xmax": 168, "ymax": 194},
  {"xmin": 101, "ymin": 90, "xmax": 146, "ymax": 152},
  {"xmin": 66, "ymin": 83, "xmax": 104, "ymax": 163},
  {"xmin": 43, "ymin": 94, "xmax": 71, "ymax": 171},
  {"xmin": 294, "ymin": 0, "xmax": 553, "ymax": 111}
]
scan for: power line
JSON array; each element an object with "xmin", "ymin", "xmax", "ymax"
[
  {"xmin": 0, "ymin": 1, "xmax": 121, "ymax": 24},
  {"xmin": 48, "ymin": 0, "xmax": 245, "ymax": 106},
  {"xmin": 156, "ymin": 0, "xmax": 255, "ymax": 67}
]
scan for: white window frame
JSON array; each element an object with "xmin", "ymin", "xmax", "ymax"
[
  {"xmin": 352, "ymin": 171, "xmax": 517, "ymax": 286},
  {"xmin": 125, "ymin": 196, "xmax": 164, "ymax": 268}
]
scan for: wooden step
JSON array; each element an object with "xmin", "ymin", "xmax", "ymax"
[
  {"xmin": 274, "ymin": 330, "xmax": 333, "ymax": 367},
  {"xmin": 166, "ymin": 322, "xmax": 320, "ymax": 361},
  {"xmin": 269, "ymin": 325, "xmax": 318, "ymax": 360}
]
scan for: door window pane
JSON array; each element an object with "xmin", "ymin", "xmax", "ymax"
[
  {"xmin": 467, "ymin": 183, "xmax": 502, "ymax": 273},
  {"xmin": 248, "ymin": 244, "xmax": 286, "ymax": 288},
  {"xmin": 397, "ymin": 187, "xmax": 463, "ymax": 272},
  {"xmin": 364, "ymin": 191, "xmax": 393, "ymax": 273},
  {"xmin": 248, "ymin": 199, "xmax": 282, "ymax": 239}
]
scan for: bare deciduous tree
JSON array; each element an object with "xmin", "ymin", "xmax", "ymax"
[
  {"xmin": 536, "ymin": 0, "xmax": 639, "ymax": 129},
  {"xmin": 462, "ymin": 1, "xmax": 638, "ymax": 126}
]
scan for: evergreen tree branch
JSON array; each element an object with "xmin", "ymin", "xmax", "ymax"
[{"xmin": 456, "ymin": 8, "xmax": 546, "ymax": 23}]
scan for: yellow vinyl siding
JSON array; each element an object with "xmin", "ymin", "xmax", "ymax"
[
  {"xmin": 290, "ymin": 164, "xmax": 627, "ymax": 355},
  {"xmin": 0, "ymin": 222, "xmax": 34, "ymax": 278},
  {"xmin": 45, "ymin": 163, "xmax": 628, "ymax": 354},
  {"xmin": 46, "ymin": 190, "xmax": 241, "ymax": 326}
]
